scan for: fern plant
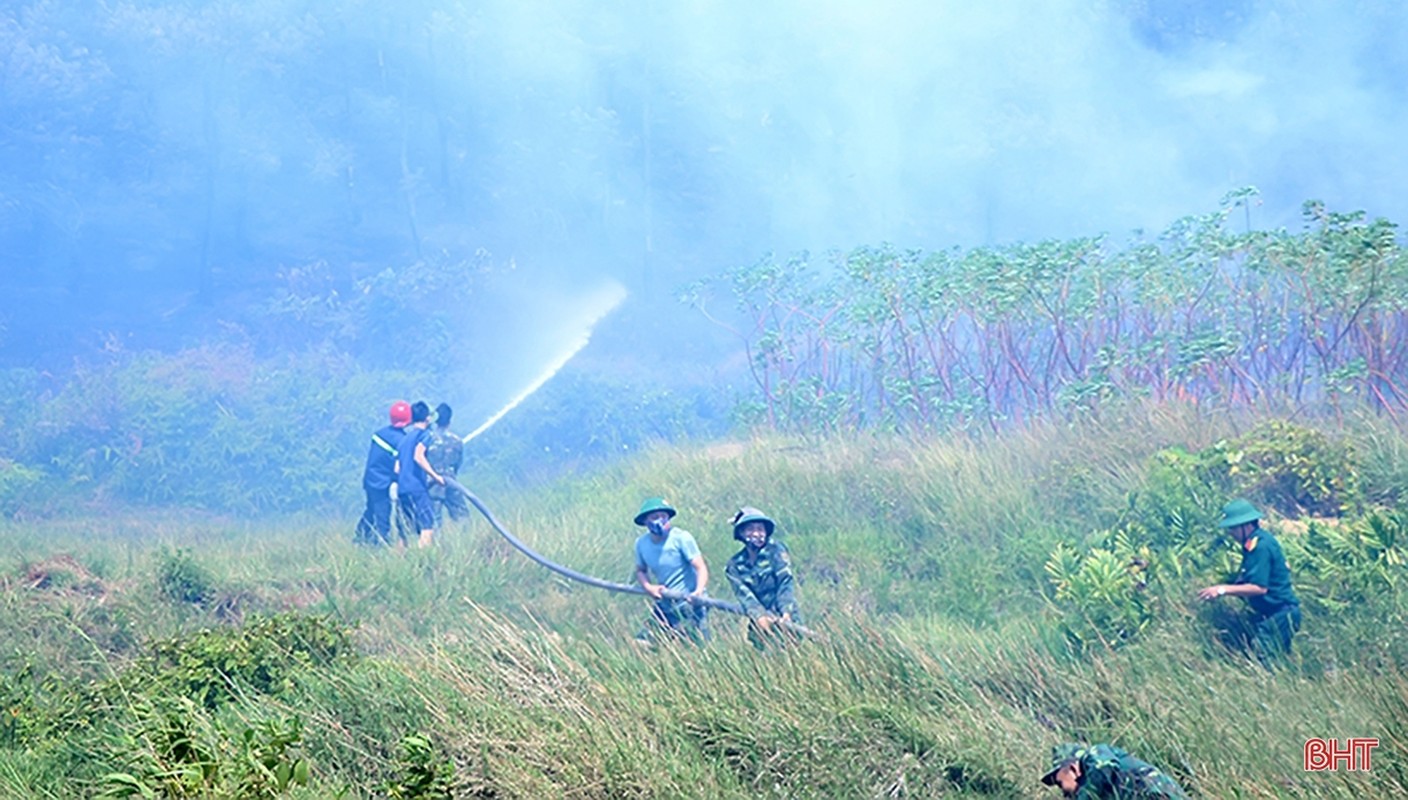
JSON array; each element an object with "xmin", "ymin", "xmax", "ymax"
[
  {"xmin": 1044, "ymin": 529, "xmax": 1155, "ymax": 652},
  {"xmin": 1286, "ymin": 510, "xmax": 1407, "ymax": 612}
]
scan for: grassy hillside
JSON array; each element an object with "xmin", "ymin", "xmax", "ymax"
[{"xmin": 2, "ymin": 402, "xmax": 1405, "ymax": 798}]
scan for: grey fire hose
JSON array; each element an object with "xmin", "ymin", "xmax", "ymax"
[{"xmin": 445, "ymin": 477, "xmax": 816, "ymax": 638}]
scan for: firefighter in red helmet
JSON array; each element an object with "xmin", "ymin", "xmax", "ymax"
[{"xmin": 354, "ymin": 401, "xmax": 411, "ymax": 546}]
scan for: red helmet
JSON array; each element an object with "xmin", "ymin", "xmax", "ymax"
[{"xmin": 389, "ymin": 400, "xmax": 412, "ymax": 427}]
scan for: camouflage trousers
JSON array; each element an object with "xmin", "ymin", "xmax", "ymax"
[
  {"xmin": 429, "ymin": 481, "xmax": 470, "ymax": 525},
  {"xmin": 746, "ymin": 613, "xmax": 806, "ymax": 650}
]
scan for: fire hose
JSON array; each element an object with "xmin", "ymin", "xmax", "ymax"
[{"xmin": 445, "ymin": 476, "xmax": 816, "ymax": 638}]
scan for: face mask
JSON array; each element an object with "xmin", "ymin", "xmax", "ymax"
[{"xmin": 647, "ymin": 519, "xmax": 668, "ymax": 536}]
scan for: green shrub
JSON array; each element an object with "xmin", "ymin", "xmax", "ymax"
[
  {"xmin": 97, "ymin": 708, "xmax": 310, "ymax": 800},
  {"xmin": 156, "ymin": 548, "xmax": 217, "ymax": 606},
  {"xmin": 387, "ymin": 733, "xmax": 456, "ymax": 800},
  {"xmin": 1089, "ymin": 421, "xmax": 1364, "ymax": 596},
  {"xmin": 122, "ymin": 613, "xmax": 354, "ymax": 711},
  {"xmin": 31, "ymin": 344, "xmax": 419, "ymax": 514},
  {"xmin": 1044, "ymin": 531, "xmax": 1155, "ymax": 652},
  {"xmin": 0, "ymin": 459, "xmax": 43, "ymax": 518},
  {"xmin": 1285, "ymin": 510, "xmax": 1408, "ymax": 614},
  {"xmin": 1211, "ymin": 419, "xmax": 1361, "ymax": 517},
  {"xmin": 230, "ymin": 717, "xmax": 312, "ymax": 799}
]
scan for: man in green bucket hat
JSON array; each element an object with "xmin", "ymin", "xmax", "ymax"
[
  {"xmin": 1197, "ymin": 498, "xmax": 1302, "ymax": 665},
  {"xmin": 1039, "ymin": 742, "xmax": 1189, "ymax": 798},
  {"xmin": 632, "ymin": 496, "xmax": 711, "ymax": 643},
  {"xmin": 724, "ymin": 506, "xmax": 803, "ymax": 647}
]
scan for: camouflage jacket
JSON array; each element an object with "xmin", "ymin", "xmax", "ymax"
[
  {"xmin": 724, "ymin": 541, "xmax": 801, "ymax": 622},
  {"xmin": 1072, "ymin": 744, "xmax": 1189, "ymax": 799},
  {"xmin": 425, "ymin": 427, "xmax": 463, "ymax": 496}
]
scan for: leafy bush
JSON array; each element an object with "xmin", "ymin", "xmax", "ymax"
[
  {"xmin": 1118, "ymin": 446, "xmax": 1226, "ymax": 553},
  {"xmin": 0, "ymin": 459, "xmax": 43, "ymax": 518},
  {"xmin": 98, "ymin": 709, "xmax": 310, "ymax": 800},
  {"xmin": 1209, "ymin": 419, "xmax": 1361, "ymax": 517},
  {"xmin": 1092, "ymin": 421, "xmax": 1362, "ymax": 586},
  {"xmin": 1284, "ymin": 510, "xmax": 1407, "ymax": 614},
  {"xmin": 156, "ymin": 548, "xmax": 217, "ymax": 606},
  {"xmin": 122, "ymin": 613, "xmax": 354, "ymax": 711},
  {"xmin": 386, "ymin": 733, "xmax": 456, "ymax": 800},
  {"xmin": 1044, "ymin": 532, "xmax": 1154, "ymax": 652},
  {"xmin": 230, "ymin": 718, "xmax": 312, "ymax": 798},
  {"xmin": 5, "ymin": 612, "xmax": 347, "ymax": 796},
  {"xmin": 29, "ymin": 343, "xmax": 419, "ymax": 514},
  {"xmin": 1046, "ymin": 420, "xmax": 1399, "ymax": 667}
]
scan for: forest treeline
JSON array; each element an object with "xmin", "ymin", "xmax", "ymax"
[
  {"xmin": 687, "ymin": 192, "xmax": 1407, "ymax": 433},
  {"xmin": 2, "ymin": 195, "xmax": 1404, "ymax": 515}
]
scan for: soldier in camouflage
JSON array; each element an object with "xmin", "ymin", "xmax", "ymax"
[
  {"xmin": 1040, "ymin": 743, "xmax": 1189, "ymax": 799},
  {"xmin": 724, "ymin": 507, "xmax": 802, "ymax": 646},
  {"xmin": 425, "ymin": 403, "xmax": 468, "ymax": 525}
]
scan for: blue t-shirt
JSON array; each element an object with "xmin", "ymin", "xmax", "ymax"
[
  {"xmin": 397, "ymin": 426, "xmax": 430, "ymax": 493},
  {"xmin": 635, "ymin": 527, "xmax": 702, "ymax": 594},
  {"xmin": 362, "ymin": 424, "xmax": 406, "ymax": 490}
]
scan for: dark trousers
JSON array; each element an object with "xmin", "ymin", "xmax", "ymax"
[
  {"xmin": 354, "ymin": 487, "xmax": 394, "ymax": 545},
  {"xmin": 639, "ymin": 599, "xmax": 711, "ymax": 644},
  {"xmin": 398, "ymin": 487, "xmax": 435, "ymax": 532},
  {"xmin": 1253, "ymin": 605, "xmax": 1302, "ymax": 665}
]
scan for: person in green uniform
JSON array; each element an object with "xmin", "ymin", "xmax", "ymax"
[
  {"xmin": 1039, "ymin": 743, "xmax": 1189, "ymax": 798},
  {"xmin": 1197, "ymin": 498, "xmax": 1301, "ymax": 665},
  {"xmin": 724, "ymin": 507, "xmax": 802, "ymax": 645},
  {"xmin": 425, "ymin": 402, "xmax": 468, "ymax": 525}
]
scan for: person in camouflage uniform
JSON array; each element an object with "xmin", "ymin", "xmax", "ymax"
[
  {"xmin": 1040, "ymin": 743, "xmax": 1189, "ymax": 799},
  {"xmin": 724, "ymin": 507, "xmax": 802, "ymax": 646},
  {"xmin": 425, "ymin": 402, "xmax": 468, "ymax": 525}
]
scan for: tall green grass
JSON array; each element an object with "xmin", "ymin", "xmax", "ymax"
[{"xmin": 0, "ymin": 403, "xmax": 1404, "ymax": 797}]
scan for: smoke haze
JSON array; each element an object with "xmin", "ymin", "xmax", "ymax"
[{"xmin": 3, "ymin": 0, "xmax": 1405, "ymax": 412}]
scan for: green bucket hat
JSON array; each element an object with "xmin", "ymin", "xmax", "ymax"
[
  {"xmin": 1219, "ymin": 498, "xmax": 1262, "ymax": 528},
  {"xmin": 634, "ymin": 497, "xmax": 677, "ymax": 527},
  {"xmin": 731, "ymin": 507, "xmax": 776, "ymax": 540},
  {"xmin": 1040, "ymin": 743, "xmax": 1086, "ymax": 786}
]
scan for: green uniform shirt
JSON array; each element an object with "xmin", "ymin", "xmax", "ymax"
[
  {"xmin": 1073, "ymin": 744, "xmax": 1189, "ymax": 799},
  {"xmin": 724, "ymin": 541, "xmax": 801, "ymax": 623},
  {"xmin": 424, "ymin": 427, "xmax": 463, "ymax": 499},
  {"xmin": 1234, "ymin": 530, "xmax": 1298, "ymax": 618}
]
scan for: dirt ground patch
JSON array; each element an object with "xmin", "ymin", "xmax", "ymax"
[{"xmin": 15, "ymin": 553, "xmax": 109, "ymax": 599}]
